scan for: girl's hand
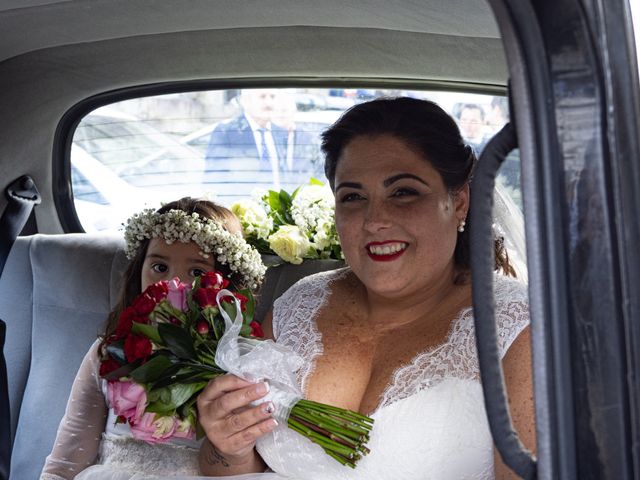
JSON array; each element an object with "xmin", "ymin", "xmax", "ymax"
[{"xmin": 197, "ymin": 374, "xmax": 277, "ymax": 473}]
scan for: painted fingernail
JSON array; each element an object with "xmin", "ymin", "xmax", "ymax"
[
  {"xmin": 255, "ymin": 381, "xmax": 269, "ymax": 395},
  {"xmin": 262, "ymin": 402, "xmax": 275, "ymax": 414},
  {"xmin": 267, "ymin": 419, "xmax": 278, "ymax": 429}
]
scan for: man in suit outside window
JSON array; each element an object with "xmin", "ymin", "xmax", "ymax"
[{"xmin": 205, "ymin": 89, "xmax": 288, "ymax": 189}]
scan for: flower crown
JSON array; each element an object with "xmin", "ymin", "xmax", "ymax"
[{"xmin": 123, "ymin": 209, "xmax": 266, "ymax": 289}]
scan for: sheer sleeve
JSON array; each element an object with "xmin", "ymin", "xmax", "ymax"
[{"xmin": 41, "ymin": 340, "xmax": 108, "ymax": 480}]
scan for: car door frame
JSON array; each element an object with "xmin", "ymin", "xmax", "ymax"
[{"xmin": 490, "ymin": 0, "xmax": 640, "ymax": 478}]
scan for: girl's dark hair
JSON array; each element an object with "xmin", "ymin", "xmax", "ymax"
[
  {"xmin": 321, "ymin": 97, "xmax": 515, "ymax": 280},
  {"xmin": 102, "ymin": 197, "xmax": 242, "ymax": 342}
]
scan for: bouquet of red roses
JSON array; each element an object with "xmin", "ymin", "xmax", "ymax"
[{"xmin": 100, "ymin": 271, "xmax": 373, "ymax": 468}]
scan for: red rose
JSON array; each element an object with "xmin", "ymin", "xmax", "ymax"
[
  {"xmin": 132, "ymin": 293, "xmax": 157, "ymax": 315},
  {"xmin": 249, "ymin": 321, "xmax": 264, "ymax": 338},
  {"xmin": 99, "ymin": 358, "xmax": 122, "ymax": 377},
  {"xmin": 194, "ymin": 287, "xmax": 220, "ymax": 308},
  {"xmin": 124, "ymin": 333, "xmax": 152, "ymax": 362},
  {"xmin": 115, "ymin": 307, "xmax": 136, "ymax": 339},
  {"xmin": 115, "ymin": 307, "xmax": 150, "ymax": 340},
  {"xmin": 144, "ymin": 282, "xmax": 168, "ymax": 302},
  {"xmin": 200, "ymin": 271, "xmax": 229, "ymax": 290},
  {"xmin": 230, "ymin": 292, "xmax": 248, "ymax": 311}
]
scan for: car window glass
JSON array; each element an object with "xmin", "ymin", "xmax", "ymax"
[{"xmin": 69, "ymin": 88, "xmax": 519, "ymax": 232}]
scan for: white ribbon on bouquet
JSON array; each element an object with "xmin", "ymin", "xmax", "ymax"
[{"xmin": 214, "ymin": 289, "xmax": 303, "ymax": 424}]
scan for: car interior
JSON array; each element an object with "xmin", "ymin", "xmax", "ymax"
[{"xmin": 0, "ymin": 1, "xmax": 638, "ymax": 479}]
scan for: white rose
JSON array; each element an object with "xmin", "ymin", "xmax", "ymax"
[
  {"xmin": 231, "ymin": 199, "xmax": 272, "ymax": 239},
  {"xmin": 294, "ymin": 184, "xmax": 334, "ymax": 206},
  {"xmin": 268, "ymin": 225, "xmax": 310, "ymax": 264}
]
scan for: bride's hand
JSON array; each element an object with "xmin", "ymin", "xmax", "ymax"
[{"xmin": 197, "ymin": 374, "xmax": 277, "ymax": 470}]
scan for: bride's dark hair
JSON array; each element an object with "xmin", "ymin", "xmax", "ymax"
[{"xmin": 321, "ymin": 96, "xmax": 516, "ymax": 280}]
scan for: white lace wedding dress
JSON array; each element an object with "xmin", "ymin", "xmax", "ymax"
[{"xmin": 41, "ymin": 269, "xmax": 529, "ymax": 480}]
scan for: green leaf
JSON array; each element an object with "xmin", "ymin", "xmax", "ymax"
[
  {"xmin": 151, "ymin": 301, "xmax": 188, "ymax": 325},
  {"xmin": 131, "ymin": 323, "xmax": 162, "ymax": 344},
  {"xmin": 196, "ymin": 421, "xmax": 206, "ymax": 440},
  {"xmin": 151, "ymin": 365, "xmax": 221, "ymax": 388},
  {"xmin": 155, "ymin": 371, "xmax": 214, "ymax": 387},
  {"xmin": 268, "ymin": 190, "xmax": 282, "ymax": 214},
  {"xmin": 238, "ymin": 288, "xmax": 255, "ymax": 323},
  {"xmin": 145, "ymin": 401, "xmax": 175, "ymax": 416},
  {"xmin": 167, "ymin": 382, "xmax": 203, "ymax": 409},
  {"xmin": 309, "ymin": 177, "xmax": 325, "ymax": 186},
  {"xmin": 221, "ymin": 300, "xmax": 239, "ymax": 326},
  {"xmin": 130, "ymin": 354, "xmax": 175, "ymax": 383},
  {"xmin": 102, "ymin": 361, "xmax": 138, "ymax": 380},
  {"xmin": 146, "ymin": 382, "xmax": 205, "ymax": 413},
  {"xmin": 146, "ymin": 387, "xmax": 165, "ymax": 403},
  {"xmin": 305, "ymin": 246, "xmax": 320, "ymax": 259},
  {"xmin": 240, "ymin": 324, "xmax": 252, "ymax": 337},
  {"xmin": 158, "ymin": 322, "xmax": 198, "ymax": 360},
  {"xmin": 106, "ymin": 340, "xmax": 126, "ymax": 364},
  {"xmin": 279, "ymin": 189, "xmax": 292, "ymax": 211}
]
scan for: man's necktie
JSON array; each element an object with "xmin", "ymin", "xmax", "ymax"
[
  {"xmin": 258, "ymin": 128, "xmax": 271, "ymax": 164},
  {"xmin": 258, "ymin": 128, "xmax": 281, "ymax": 188}
]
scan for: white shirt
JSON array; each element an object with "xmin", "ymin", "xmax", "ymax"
[{"xmin": 245, "ymin": 115, "xmax": 280, "ymax": 188}]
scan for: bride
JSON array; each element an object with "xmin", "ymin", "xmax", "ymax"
[{"xmin": 196, "ymin": 97, "xmax": 535, "ymax": 479}]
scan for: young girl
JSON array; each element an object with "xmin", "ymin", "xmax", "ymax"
[{"xmin": 41, "ymin": 197, "xmax": 267, "ymax": 480}]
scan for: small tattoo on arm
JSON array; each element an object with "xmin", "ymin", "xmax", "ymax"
[{"xmin": 205, "ymin": 442, "xmax": 230, "ymax": 467}]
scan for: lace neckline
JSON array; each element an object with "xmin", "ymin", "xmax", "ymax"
[
  {"xmin": 273, "ymin": 270, "xmax": 528, "ymax": 416},
  {"xmin": 373, "ymin": 305, "xmax": 475, "ymax": 414}
]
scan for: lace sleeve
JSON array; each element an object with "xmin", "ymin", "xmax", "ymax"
[
  {"xmin": 494, "ymin": 275, "xmax": 530, "ymax": 359},
  {"xmin": 40, "ymin": 340, "xmax": 108, "ymax": 480}
]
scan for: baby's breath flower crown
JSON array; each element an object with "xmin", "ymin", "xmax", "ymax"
[{"xmin": 124, "ymin": 209, "xmax": 266, "ymax": 289}]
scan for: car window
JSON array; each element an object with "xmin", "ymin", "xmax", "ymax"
[{"xmin": 69, "ymin": 88, "xmax": 519, "ymax": 232}]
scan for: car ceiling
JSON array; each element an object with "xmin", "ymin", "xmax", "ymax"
[
  {"xmin": 0, "ymin": 0, "xmax": 507, "ymax": 232},
  {"xmin": 0, "ymin": 0, "xmax": 501, "ymax": 63}
]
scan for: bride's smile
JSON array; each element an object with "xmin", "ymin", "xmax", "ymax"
[{"xmin": 365, "ymin": 241, "xmax": 408, "ymax": 260}]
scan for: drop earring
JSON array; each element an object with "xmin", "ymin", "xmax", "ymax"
[{"xmin": 457, "ymin": 219, "xmax": 466, "ymax": 233}]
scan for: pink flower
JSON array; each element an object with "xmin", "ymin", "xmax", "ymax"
[
  {"xmin": 107, "ymin": 380, "xmax": 147, "ymax": 423},
  {"xmin": 130, "ymin": 412, "xmax": 177, "ymax": 444},
  {"xmin": 173, "ymin": 417, "xmax": 196, "ymax": 440},
  {"xmin": 167, "ymin": 277, "xmax": 190, "ymax": 311}
]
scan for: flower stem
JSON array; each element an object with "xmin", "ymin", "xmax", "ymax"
[{"xmin": 286, "ymin": 399, "xmax": 374, "ymax": 468}]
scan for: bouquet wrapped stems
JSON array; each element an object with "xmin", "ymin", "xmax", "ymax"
[{"xmin": 288, "ymin": 399, "xmax": 373, "ymax": 468}]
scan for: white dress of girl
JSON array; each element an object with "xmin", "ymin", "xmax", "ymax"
[{"xmin": 41, "ymin": 269, "xmax": 529, "ymax": 480}]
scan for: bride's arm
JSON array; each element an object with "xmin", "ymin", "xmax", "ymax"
[
  {"xmin": 494, "ymin": 326, "xmax": 536, "ymax": 479},
  {"xmin": 197, "ymin": 312, "xmax": 277, "ymax": 476}
]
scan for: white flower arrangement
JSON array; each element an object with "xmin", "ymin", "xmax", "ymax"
[
  {"xmin": 231, "ymin": 179, "xmax": 343, "ymax": 265},
  {"xmin": 123, "ymin": 209, "xmax": 266, "ymax": 288}
]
